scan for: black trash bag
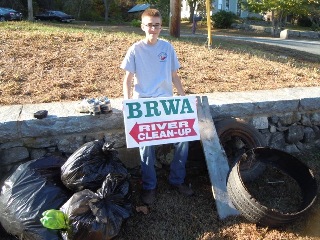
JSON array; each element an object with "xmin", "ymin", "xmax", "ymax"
[
  {"xmin": 0, "ymin": 156, "xmax": 72, "ymax": 240},
  {"xmin": 61, "ymin": 139, "xmax": 128, "ymax": 192},
  {"xmin": 61, "ymin": 173, "xmax": 132, "ymax": 240}
]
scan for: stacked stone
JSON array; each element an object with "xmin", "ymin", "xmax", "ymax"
[{"xmin": 252, "ymin": 113, "xmax": 320, "ymax": 153}]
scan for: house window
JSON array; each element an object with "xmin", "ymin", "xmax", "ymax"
[
  {"xmin": 218, "ymin": 0, "xmax": 222, "ymax": 10},
  {"xmin": 226, "ymin": 0, "xmax": 229, "ymax": 10}
]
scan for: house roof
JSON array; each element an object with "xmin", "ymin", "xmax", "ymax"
[{"xmin": 128, "ymin": 4, "xmax": 150, "ymax": 13}]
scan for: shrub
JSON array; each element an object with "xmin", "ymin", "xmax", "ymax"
[
  {"xmin": 131, "ymin": 19, "xmax": 141, "ymax": 27},
  {"xmin": 311, "ymin": 23, "xmax": 319, "ymax": 31},
  {"xmin": 247, "ymin": 16, "xmax": 263, "ymax": 21},
  {"xmin": 80, "ymin": 12, "xmax": 104, "ymax": 21},
  {"xmin": 211, "ymin": 10, "xmax": 238, "ymax": 29},
  {"xmin": 297, "ymin": 16, "xmax": 312, "ymax": 27}
]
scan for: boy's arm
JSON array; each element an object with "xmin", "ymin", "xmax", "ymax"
[
  {"xmin": 123, "ymin": 71, "xmax": 134, "ymax": 99},
  {"xmin": 172, "ymin": 71, "xmax": 186, "ymax": 96}
]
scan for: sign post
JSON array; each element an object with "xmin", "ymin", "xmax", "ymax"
[{"xmin": 123, "ymin": 96, "xmax": 200, "ymax": 148}]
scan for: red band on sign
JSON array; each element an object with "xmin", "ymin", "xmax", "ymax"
[{"xmin": 129, "ymin": 119, "xmax": 197, "ymax": 143}]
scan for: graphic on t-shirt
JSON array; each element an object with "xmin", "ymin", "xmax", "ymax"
[{"xmin": 158, "ymin": 52, "xmax": 167, "ymax": 61}]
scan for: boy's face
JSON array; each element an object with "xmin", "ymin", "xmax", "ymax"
[{"xmin": 141, "ymin": 16, "xmax": 162, "ymax": 42}]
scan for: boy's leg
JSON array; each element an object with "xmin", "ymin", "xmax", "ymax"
[
  {"xmin": 139, "ymin": 145, "xmax": 157, "ymax": 190},
  {"xmin": 169, "ymin": 141, "xmax": 194, "ymax": 196},
  {"xmin": 139, "ymin": 145, "xmax": 157, "ymax": 204},
  {"xmin": 169, "ymin": 141, "xmax": 189, "ymax": 185}
]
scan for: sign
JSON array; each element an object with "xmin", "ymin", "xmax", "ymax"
[{"xmin": 123, "ymin": 96, "xmax": 200, "ymax": 148}]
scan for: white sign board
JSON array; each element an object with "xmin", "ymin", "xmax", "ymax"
[{"xmin": 123, "ymin": 96, "xmax": 200, "ymax": 148}]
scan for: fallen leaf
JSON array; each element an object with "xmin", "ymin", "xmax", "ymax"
[{"xmin": 136, "ymin": 206, "xmax": 149, "ymax": 215}]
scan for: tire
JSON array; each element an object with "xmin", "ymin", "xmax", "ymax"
[
  {"xmin": 227, "ymin": 147, "xmax": 318, "ymax": 227},
  {"xmin": 156, "ymin": 118, "xmax": 267, "ymax": 176},
  {"xmin": 215, "ymin": 118, "xmax": 266, "ymax": 180}
]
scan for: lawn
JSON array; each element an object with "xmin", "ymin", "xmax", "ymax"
[
  {"xmin": 0, "ymin": 21, "xmax": 320, "ymax": 240},
  {"xmin": 0, "ymin": 21, "xmax": 319, "ymax": 105}
]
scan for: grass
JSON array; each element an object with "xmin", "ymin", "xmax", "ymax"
[
  {"xmin": 0, "ymin": 21, "xmax": 319, "ymax": 105},
  {"xmin": 0, "ymin": 20, "xmax": 320, "ymax": 240},
  {"xmin": 115, "ymin": 146, "xmax": 320, "ymax": 240}
]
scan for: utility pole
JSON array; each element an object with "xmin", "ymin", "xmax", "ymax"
[
  {"xmin": 206, "ymin": 0, "xmax": 212, "ymax": 48},
  {"xmin": 169, "ymin": 0, "xmax": 181, "ymax": 38},
  {"xmin": 27, "ymin": 0, "xmax": 33, "ymax": 21}
]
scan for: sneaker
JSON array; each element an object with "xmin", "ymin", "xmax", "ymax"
[
  {"xmin": 76, "ymin": 98, "xmax": 100, "ymax": 115},
  {"xmin": 141, "ymin": 189, "xmax": 157, "ymax": 205},
  {"xmin": 171, "ymin": 183, "xmax": 194, "ymax": 196},
  {"xmin": 76, "ymin": 98, "xmax": 91, "ymax": 113},
  {"xmin": 99, "ymin": 97, "xmax": 112, "ymax": 113},
  {"xmin": 88, "ymin": 101, "xmax": 101, "ymax": 115}
]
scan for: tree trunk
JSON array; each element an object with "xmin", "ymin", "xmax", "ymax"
[
  {"xmin": 77, "ymin": 0, "xmax": 84, "ymax": 19},
  {"xmin": 271, "ymin": 10, "xmax": 279, "ymax": 38},
  {"xmin": 27, "ymin": 0, "xmax": 33, "ymax": 21},
  {"xmin": 102, "ymin": 0, "xmax": 109, "ymax": 22},
  {"xmin": 170, "ymin": 0, "xmax": 181, "ymax": 38},
  {"xmin": 189, "ymin": 2, "xmax": 196, "ymax": 22}
]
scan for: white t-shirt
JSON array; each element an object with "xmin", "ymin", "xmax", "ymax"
[{"xmin": 120, "ymin": 39, "xmax": 180, "ymax": 98}]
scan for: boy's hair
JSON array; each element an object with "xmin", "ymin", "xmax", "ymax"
[{"xmin": 141, "ymin": 9, "xmax": 162, "ymax": 20}]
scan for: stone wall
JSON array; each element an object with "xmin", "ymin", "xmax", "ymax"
[
  {"xmin": 280, "ymin": 29, "xmax": 320, "ymax": 39},
  {"xmin": 231, "ymin": 23, "xmax": 273, "ymax": 34},
  {"xmin": 231, "ymin": 22, "xmax": 320, "ymax": 40},
  {"xmin": 0, "ymin": 87, "xmax": 319, "ymax": 182},
  {"xmin": 207, "ymin": 88, "xmax": 320, "ymax": 151},
  {"xmin": 244, "ymin": 113, "xmax": 320, "ymax": 153}
]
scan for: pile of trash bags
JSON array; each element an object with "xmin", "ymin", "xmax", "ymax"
[{"xmin": 0, "ymin": 139, "xmax": 132, "ymax": 240}]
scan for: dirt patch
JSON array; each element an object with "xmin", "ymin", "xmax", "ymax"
[{"xmin": 244, "ymin": 164, "xmax": 303, "ymax": 213}]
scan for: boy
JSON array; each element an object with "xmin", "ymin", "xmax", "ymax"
[{"xmin": 121, "ymin": 8, "xmax": 193, "ymax": 205}]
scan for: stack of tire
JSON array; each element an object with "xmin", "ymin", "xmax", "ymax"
[{"xmin": 216, "ymin": 118, "xmax": 317, "ymax": 227}]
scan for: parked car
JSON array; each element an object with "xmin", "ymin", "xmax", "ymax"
[
  {"xmin": 0, "ymin": 7, "xmax": 23, "ymax": 21},
  {"xmin": 34, "ymin": 11, "xmax": 75, "ymax": 23}
]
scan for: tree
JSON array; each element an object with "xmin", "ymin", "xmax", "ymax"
[
  {"xmin": 297, "ymin": 0, "xmax": 320, "ymax": 30},
  {"xmin": 102, "ymin": 0, "xmax": 112, "ymax": 21},
  {"xmin": 187, "ymin": 0, "xmax": 205, "ymax": 22},
  {"xmin": 27, "ymin": 0, "xmax": 33, "ymax": 20},
  {"xmin": 188, "ymin": 0, "xmax": 197, "ymax": 22},
  {"xmin": 63, "ymin": 0, "xmax": 106, "ymax": 21},
  {"xmin": 241, "ymin": 0, "xmax": 320, "ymax": 36},
  {"xmin": 169, "ymin": 0, "xmax": 181, "ymax": 37},
  {"xmin": 139, "ymin": 0, "xmax": 170, "ymax": 24}
]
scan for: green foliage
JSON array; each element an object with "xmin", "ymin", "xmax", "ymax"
[
  {"xmin": 131, "ymin": 19, "xmax": 141, "ymax": 27},
  {"xmin": 211, "ymin": 10, "xmax": 238, "ymax": 29},
  {"xmin": 297, "ymin": 14, "xmax": 319, "ymax": 31},
  {"xmin": 243, "ymin": 0, "xmax": 320, "ymax": 23},
  {"xmin": 297, "ymin": 16, "xmax": 313, "ymax": 27},
  {"xmin": 151, "ymin": 0, "xmax": 170, "ymax": 26},
  {"xmin": 80, "ymin": 9, "xmax": 105, "ymax": 21},
  {"xmin": 108, "ymin": 1, "xmax": 125, "ymax": 22},
  {"xmin": 311, "ymin": 23, "xmax": 320, "ymax": 31},
  {"xmin": 247, "ymin": 16, "xmax": 263, "ymax": 21},
  {"xmin": 242, "ymin": 0, "xmax": 320, "ymax": 32}
]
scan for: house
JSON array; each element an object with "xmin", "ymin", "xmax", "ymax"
[{"xmin": 181, "ymin": 0, "xmax": 261, "ymax": 19}]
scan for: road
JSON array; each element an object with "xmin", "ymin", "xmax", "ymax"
[
  {"xmin": 169, "ymin": 29, "xmax": 320, "ymax": 56},
  {"xmin": 82, "ymin": 24, "xmax": 320, "ymax": 56},
  {"xmin": 212, "ymin": 34, "xmax": 320, "ymax": 55}
]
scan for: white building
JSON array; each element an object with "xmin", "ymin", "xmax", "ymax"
[
  {"xmin": 181, "ymin": 0, "xmax": 192, "ymax": 18},
  {"xmin": 181, "ymin": 0, "xmax": 261, "ymax": 19}
]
